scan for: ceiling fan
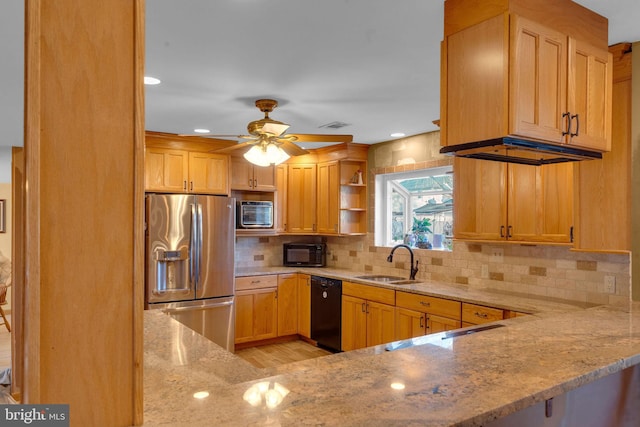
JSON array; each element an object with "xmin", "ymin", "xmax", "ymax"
[{"xmin": 183, "ymin": 99, "xmax": 353, "ymax": 166}]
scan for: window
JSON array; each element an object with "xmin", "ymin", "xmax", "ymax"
[{"xmin": 375, "ymin": 166, "xmax": 453, "ymax": 250}]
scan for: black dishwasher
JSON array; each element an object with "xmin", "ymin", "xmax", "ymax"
[{"xmin": 310, "ymin": 276, "xmax": 342, "ymax": 352}]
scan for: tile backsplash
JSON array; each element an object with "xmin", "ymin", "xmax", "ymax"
[{"xmin": 236, "ymin": 234, "xmax": 631, "ymax": 306}]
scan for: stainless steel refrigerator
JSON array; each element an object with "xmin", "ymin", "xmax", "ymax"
[{"xmin": 145, "ymin": 193, "xmax": 235, "ymax": 352}]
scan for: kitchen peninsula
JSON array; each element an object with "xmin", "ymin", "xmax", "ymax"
[{"xmin": 143, "ymin": 268, "xmax": 640, "ymax": 426}]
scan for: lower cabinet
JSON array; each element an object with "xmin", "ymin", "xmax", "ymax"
[
  {"xmin": 235, "ymin": 273, "xmax": 304, "ymax": 345},
  {"xmin": 341, "ymin": 281, "xmax": 395, "ymax": 351},
  {"xmin": 461, "ymin": 302, "xmax": 505, "ymax": 327},
  {"xmin": 395, "ymin": 291, "xmax": 462, "ymax": 340},
  {"xmin": 277, "ymin": 274, "xmax": 299, "ymax": 337},
  {"xmin": 235, "ymin": 275, "xmax": 279, "ymax": 344},
  {"xmin": 297, "ymin": 274, "xmax": 311, "ymax": 338}
]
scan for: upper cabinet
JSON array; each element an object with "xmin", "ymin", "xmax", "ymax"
[
  {"xmin": 230, "ymin": 157, "xmax": 276, "ymax": 192},
  {"xmin": 454, "ymin": 157, "xmax": 573, "ymax": 244},
  {"xmin": 441, "ymin": 0, "xmax": 612, "ymax": 156},
  {"xmin": 144, "ymin": 147, "xmax": 229, "ymax": 195},
  {"xmin": 144, "ymin": 132, "xmax": 230, "ymax": 195}
]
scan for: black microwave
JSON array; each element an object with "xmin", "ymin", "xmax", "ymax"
[{"xmin": 283, "ymin": 243, "xmax": 326, "ymax": 267}]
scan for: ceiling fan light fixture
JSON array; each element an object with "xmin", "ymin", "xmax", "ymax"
[{"xmin": 243, "ymin": 143, "xmax": 289, "ymax": 167}]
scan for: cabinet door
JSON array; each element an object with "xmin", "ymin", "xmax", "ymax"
[
  {"xmin": 230, "ymin": 157, "xmax": 254, "ymax": 191},
  {"xmin": 508, "ymin": 163, "xmax": 573, "ymax": 243},
  {"xmin": 235, "ymin": 288, "xmax": 278, "ymax": 343},
  {"xmin": 427, "ymin": 314, "xmax": 461, "ymax": 335},
  {"xmin": 287, "ymin": 164, "xmax": 317, "ymax": 233},
  {"xmin": 253, "ymin": 164, "xmax": 276, "ymax": 191},
  {"xmin": 252, "ymin": 288, "xmax": 278, "ymax": 341},
  {"xmin": 317, "ymin": 161, "xmax": 340, "ymax": 234},
  {"xmin": 395, "ymin": 307, "xmax": 425, "ymax": 341},
  {"xmin": 297, "ymin": 274, "xmax": 311, "ymax": 338},
  {"xmin": 277, "ymin": 274, "xmax": 298, "ymax": 337},
  {"xmin": 567, "ymin": 38, "xmax": 612, "ymax": 151},
  {"xmin": 234, "ymin": 291, "xmax": 255, "ymax": 344},
  {"xmin": 454, "ymin": 157, "xmax": 507, "ymax": 240},
  {"xmin": 144, "ymin": 148, "xmax": 188, "ymax": 192},
  {"xmin": 275, "ymin": 164, "xmax": 288, "ymax": 232},
  {"xmin": 366, "ymin": 301, "xmax": 395, "ymax": 347},
  {"xmin": 510, "ymin": 15, "xmax": 567, "ymax": 144},
  {"xmin": 341, "ymin": 295, "xmax": 367, "ymax": 351},
  {"xmin": 188, "ymin": 152, "xmax": 229, "ymax": 195}
]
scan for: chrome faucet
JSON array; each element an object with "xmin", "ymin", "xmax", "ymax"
[{"xmin": 387, "ymin": 244, "xmax": 419, "ymax": 280}]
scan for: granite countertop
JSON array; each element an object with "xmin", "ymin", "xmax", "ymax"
[{"xmin": 143, "ymin": 268, "xmax": 640, "ymax": 426}]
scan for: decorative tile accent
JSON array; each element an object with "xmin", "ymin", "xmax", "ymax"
[
  {"xmin": 489, "ymin": 272, "xmax": 504, "ymax": 281},
  {"xmin": 468, "ymin": 244, "xmax": 482, "ymax": 253},
  {"xmin": 530, "ymin": 266, "xmax": 547, "ymax": 276},
  {"xmin": 349, "ymin": 250, "xmax": 358, "ymax": 257},
  {"xmin": 456, "ymin": 276, "xmax": 469, "ymax": 285},
  {"xmin": 432, "ymin": 258, "xmax": 443, "ymax": 266},
  {"xmin": 577, "ymin": 260, "xmax": 597, "ymax": 271}
]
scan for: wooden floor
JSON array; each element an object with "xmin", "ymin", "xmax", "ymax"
[{"xmin": 235, "ymin": 339, "xmax": 332, "ymax": 369}]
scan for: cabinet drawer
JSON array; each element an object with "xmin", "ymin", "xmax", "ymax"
[
  {"xmin": 462, "ymin": 303, "xmax": 504, "ymax": 324},
  {"xmin": 342, "ymin": 281, "xmax": 395, "ymax": 305},
  {"xmin": 236, "ymin": 275, "xmax": 278, "ymax": 291},
  {"xmin": 396, "ymin": 291, "xmax": 461, "ymax": 320}
]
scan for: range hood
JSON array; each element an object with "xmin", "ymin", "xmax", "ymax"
[{"xmin": 439, "ymin": 137, "xmax": 602, "ymax": 166}]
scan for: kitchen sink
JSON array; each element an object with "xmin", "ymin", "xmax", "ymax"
[
  {"xmin": 355, "ymin": 274, "xmax": 406, "ymax": 282},
  {"xmin": 354, "ymin": 275, "xmax": 421, "ymax": 285}
]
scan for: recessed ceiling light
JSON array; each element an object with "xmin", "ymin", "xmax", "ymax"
[
  {"xmin": 390, "ymin": 132, "xmax": 406, "ymax": 138},
  {"xmin": 193, "ymin": 128, "xmax": 210, "ymax": 134},
  {"xmin": 193, "ymin": 391, "xmax": 209, "ymax": 399},
  {"xmin": 144, "ymin": 76, "xmax": 161, "ymax": 85}
]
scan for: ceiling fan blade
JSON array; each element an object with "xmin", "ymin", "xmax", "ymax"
[
  {"xmin": 212, "ymin": 141, "xmax": 257, "ymax": 154},
  {"xmin": 262, "ymin": 122, "xmax": 290, "ymax": 137},
  {"xmin": 286, "ymin": 134, "xmax": 353, "ymax": 143},
  {"xmin": 279, "ymin": 140, "xmax": 309, "ymax": 157}
]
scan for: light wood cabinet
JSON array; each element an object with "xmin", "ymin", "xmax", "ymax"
[
  {"xmin": 573, "ymin": 43, "xmax": 631, "ymax": 252},
  {"xmin": 317, "ymin": 161, "xmax": 340, "ymax": 234},
  {"xmin": 144, "ymin": 147, "xmax": 229, "ymax": 195},
  {"xmin": 277, "ymin": 274, "xmax": 298, "ymax": 337},
  {"xmin": 442, "ymin": 1, "xmax": 611, "ymax": 153},
  {"xmin": 235, "ymin": 275, "xmax": 278, "ymax": 344},
  {"xmin": 275, "ymin": 164, "xmax": 288, "ymax": 233},
  {"xmin": 297, "ymin": 274, "xmax": 311, "ymax": 338},
  {"xmin": 395, "ymin": 291, "xmax": 461, "ymax": 340},
  {"xmin": 230, "ymin": 157, "xmax": 276, "ymax": 192},
  {"xmin": 461, "ymin": 302, "xmax": 505, "ymax": 326},
  {"xmin": 287, "ymin": 163, "xmax": 317, "ymax": 233},
  {"xmin": 454, "ymin": 157, "xmax": 573, "ymax": 243},
  {"xmin": 341, "ymin": 281, "xmax": 395, "ymax": 351}
]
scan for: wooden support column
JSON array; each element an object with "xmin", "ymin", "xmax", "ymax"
[{"xmin": 23, "ymin": 1, "xmax": 145, "ymax": 425}]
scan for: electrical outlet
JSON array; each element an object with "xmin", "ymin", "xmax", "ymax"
[
  {"xmin": 604, "ymin": 276, "xmax": 616, "ymax": 294},
  {"xmin": 481, "ymin": 264, "xmax": 489, "ymax": 279},
  {"xmin": 490, "ymin": 247, "xmax": 504, "ymax": 263}
]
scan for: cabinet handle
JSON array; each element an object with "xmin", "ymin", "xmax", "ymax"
[
  {"xmin": 420, "ymin": 316, "xmax": 425, "ymax": 329},
  {"xmin": 507, "ymin": 225, "xmax": 513, "ymax": 238},
  {"xmin": 361, "ymin": 302, "xmax": 366, "ymax": 313},
  {"xmin": 253, "ymin": 179, "xmax": 257, "ymax": 188},
  {"xmin": 419, "ymin": 301, "xmax": 430, "ymax": 307},
  {"xmin": 570, "ymin": 114, "xmax": 579, "ymax": 137},
  {"xmin": 562, "ymin": 112, "xmax": 571, "ymax": 137},
  {"xmin": 474, "ymin": 311, "xmax": 489, "ymax": 319},
  {"xmin": 251, "ymin": 280, "xmax": 261, "ymax": 284},
  {"xmin": 365, "ymin": 303, "xmax": 370, "ymax": 314},
  {"xmin": 500, "ymin": 225, "xmax": 505, "ymax": 238},
  {"xmin": 190, "ymin": 181, "xmax": 194, "ymax": 191},
  {"xmin": 248, "ymin": 178, "xmax": 253, "ymax": 187},
  {"xmin": 570, "ymin": 226, "xmax": 574, "ymax": 243},
  {"xmin": 183, "ymin": 180, "xmax": 187, "ymax": 191}
]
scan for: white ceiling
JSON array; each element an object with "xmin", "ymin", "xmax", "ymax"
[{"xmin": 1, "ymin": 1, "xmax": 639, "ymax": 149}]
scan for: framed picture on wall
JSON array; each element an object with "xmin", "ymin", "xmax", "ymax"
[{"xmin": 0, "ymin": 199, "xmax": 5, "ymax": 233}]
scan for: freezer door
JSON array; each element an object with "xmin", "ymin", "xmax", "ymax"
[
  {"xmin": 195, "ymin": 196, "xmax": 235, "ymax": 299},
  {"xmin": 156, "ymin": 297, "xmax": 235, "ymax": 352},
  {"xmin": 146, "ymin": 194, "xmax": 195, "ymax": 303}
]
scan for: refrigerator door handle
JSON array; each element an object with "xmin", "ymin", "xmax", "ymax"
[
  {"xmin": 161, "ymin": 299, "xmax": 234, "ymax": 313},
  {"xmin": 190, "ymin": 202, "xmax": 198, "ymax": 286},
  {"xmin": 196, "ymin": 203, "xmax": 204, "ymax": 287}
]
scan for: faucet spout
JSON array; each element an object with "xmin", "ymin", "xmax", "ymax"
[{"xmin": 387, "ymin": 244, "xmax": 419, "ymax": 280}]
